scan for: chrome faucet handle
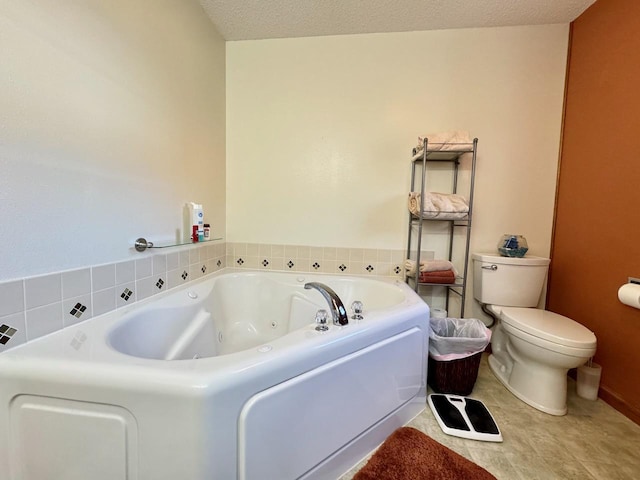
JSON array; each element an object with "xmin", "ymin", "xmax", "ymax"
[
  {"xmin": 315, "ymin": 309, "xmax": 329, "ymax": 331},
  {"xmin": 351, "ymin": 301, "xmax": 364, "ymax": 320}
]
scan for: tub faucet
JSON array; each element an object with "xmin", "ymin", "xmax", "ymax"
[{"xmin": 304, "ymin": 282, "xmax": 349, "ymax": 326}]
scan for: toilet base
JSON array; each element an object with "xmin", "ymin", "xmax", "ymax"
[{"xmin": 488, "ymin": 354, "xmax": 568, "ymax": 416}]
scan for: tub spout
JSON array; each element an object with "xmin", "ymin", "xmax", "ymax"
[{"xmin": 304, "ymin": 282, "xmax": 349, "ymax": 326}]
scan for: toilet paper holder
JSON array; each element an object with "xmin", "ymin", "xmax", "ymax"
[{"xmin": 618, "ymin": 278, "xmax": 640, "ymax": 309}]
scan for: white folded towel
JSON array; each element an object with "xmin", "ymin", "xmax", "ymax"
[
  {"xmin": 415, "ymin": 130, "xmax": 473, "ymax": 152},
  {"xmin": 404, "ymin": 259, "xmax": 458, "ymax": 276},
  {"xmin": 408, "ymin": 192, "xmax": 469, "ymax": 220}
]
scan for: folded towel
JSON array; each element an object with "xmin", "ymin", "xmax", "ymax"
[
  {"xmin": 415, "ymin": 131, "xmax": 473, "ymax": 153},
  {"xmin": 408, "ymin": 192, "xmax": 469, "ymax": 220},
  {"xmin": 404, "ymin": 259, "xmax": 458, "ymax": 275},
  {"xmin": 419, "ymin": 270, "xmax": 456, "ymax": 284}
]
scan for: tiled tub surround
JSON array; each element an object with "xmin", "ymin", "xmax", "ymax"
[
  {"xmin": 0, "ymin": 242, "xmax": 226, "ymax": 353},
  {"xmin": 226, "ymin": 242, "xmax": 406, "ymax": 279},
  {"xmin": 0, "ymin": 242, "xmax": 415, "ymax": 353}
]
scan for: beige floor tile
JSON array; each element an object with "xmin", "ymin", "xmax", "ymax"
[{"xmin": 341, "ymin": 354, "xmax": 640, "ymax": 480}]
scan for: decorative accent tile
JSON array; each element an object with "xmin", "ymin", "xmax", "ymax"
[
  {"xmin": 69, "ymin": 302, "xmax": 87, "ymax": 319},
  {"xmin": 262, "ymin": 259, "xmax": 269, "ymax": 267},
  {"xmin": 63, "ymin": 295, "xmax": 92, "ymax": 327},
  {"xmin": 339, "ymin": 264, "xmax": 347, "ymax": 272},
  {"xmin": 394, "ymin": 265, "xmax": 402, "ymax": 275},
  {"xmin": 120, "ymin": 288, "xmax": 133, "ymax": 301},
  {"xmin": 0, "ymin": 324, "xmax": 17, "ymax": 345},
  {"xmin": 155, "ymin": 278, "xmax": 165, "ymax": 290},
  {"xmin": 216, "ymin": 260, "xmax": 222, "ymax": 267},
  {"xmin": 237, "ymin": 258, "xmax": 244, "ymax": 266},
  {"xmin": 181, "ymin": 270, "xmax": 189, "ymax": 280},
  {"xmin": 201, "ymin": 264, "xmax": 207, "ymax": 274},
  {"xmin": 0, "ymin": 313, "xmax": 26, "ymax": 351},
  {"xmin": 116, "ymin": 283, "xmax": 136, "ymax": 309},
  {"xmin": 366, "ymin": 264, "xmax": 375, "ymax": 273},
  {"xmin": 287, "ymin": 260, "xmax": 295, "ymax": 269},
  {"xmin": 312, "ymin": 262, "xmax": 320, "ymax": 270}
]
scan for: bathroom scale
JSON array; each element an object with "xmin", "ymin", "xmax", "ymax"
[{"xmin": 428, "ymin": 394, "xmax": 503, "ymax": 442}]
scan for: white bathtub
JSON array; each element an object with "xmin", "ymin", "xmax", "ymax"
[{"xmin": 0, "ymin": 270, "xmax": 429, "ymax": 480}]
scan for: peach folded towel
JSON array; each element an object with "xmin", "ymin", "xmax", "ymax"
[
  {"xmin": 419, "ymin": 270, "xmax": 456, "ymax": 284},
  {"xmin": 415, "ymin": 130, "xmax": 473, "ymax": 152},
  {"xmin": 404, "ymin": 259, "xmax": 458, "ymax": 275},
  {"xmin": 408, "ymin": 192, "xmax": 469, "ymax": 220}
]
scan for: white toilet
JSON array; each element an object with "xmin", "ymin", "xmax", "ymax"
[{"xmin": 472, "ymin": 253, "xmax": 597, "ymax": 415}]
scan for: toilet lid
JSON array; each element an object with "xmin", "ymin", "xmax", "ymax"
[{"xmin": 500, "ymin": 307, "xmax": 597, "ymax": 349}]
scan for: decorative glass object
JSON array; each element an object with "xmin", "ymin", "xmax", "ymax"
[{"xmin": 497, "ymin": 234, "xmax": 528, "ymax": 257}]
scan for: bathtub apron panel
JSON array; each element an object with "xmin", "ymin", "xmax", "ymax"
[{"xmin": 237, "ymin": 328, "xmax": 424, "ymax": 480}]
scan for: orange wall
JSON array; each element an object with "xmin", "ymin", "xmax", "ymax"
[{"xmin": 549, "ymin": 0, "xmax": 640, "ymax": 423}]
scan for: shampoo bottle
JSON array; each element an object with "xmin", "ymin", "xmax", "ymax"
[{"xmin": 188, "ymin": 202, "xmax": 204, "ymax": 242}]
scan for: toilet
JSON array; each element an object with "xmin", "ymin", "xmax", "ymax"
[{"xmin": 472, "ymin": 253, "xmax": 597, "ymax": 415}]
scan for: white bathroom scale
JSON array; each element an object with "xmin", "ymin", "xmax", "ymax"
[{"xmin": 428, "ymin": 394, "xmax": 503, "ymax": 442}]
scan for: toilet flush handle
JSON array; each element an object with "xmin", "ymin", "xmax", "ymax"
[{"xmin": 482, "ymin": 264, "xmax": 498, "ymax": 271}]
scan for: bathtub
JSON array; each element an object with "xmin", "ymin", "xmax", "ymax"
[{"xmin": 0, "ymin": 269, "xmax": 429, "ymax": 480}]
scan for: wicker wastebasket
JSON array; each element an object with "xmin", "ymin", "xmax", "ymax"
[
  {"xmin": 427, "ymin": 317, "xmax": 490, "ymax": 396},
  {"xmin": 427, "ymin": 351, "xmax": 483, "ymax": 396}
]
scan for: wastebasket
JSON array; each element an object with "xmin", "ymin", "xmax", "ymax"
[{"xmin": 427, "ymin": 317, "xmax": 491, "ymax": 396}]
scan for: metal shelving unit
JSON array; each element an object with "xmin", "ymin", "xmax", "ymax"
[{"xmin": 405, "ymin": 138, "xmax": 478, "ymax": 317}]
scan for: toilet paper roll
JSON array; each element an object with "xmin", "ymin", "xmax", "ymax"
[{"xmin": 617, "ymin": 283, "xmax": 640, "ymax": 309}]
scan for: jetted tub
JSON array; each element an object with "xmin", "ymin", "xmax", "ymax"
[{"xmin": 0, "ymin": 269, "xmax": 430, "ymax": 480}]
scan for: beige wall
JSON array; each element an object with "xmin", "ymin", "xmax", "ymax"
[
  {"xmin": 226, "ymin": 25, "xmax": 569, "ymax": 317},
  {"xmin": 0, "ymin": 0, "xmax": 226, "ymax": 280}
]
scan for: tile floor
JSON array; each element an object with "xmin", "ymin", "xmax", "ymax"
[{"xmin": 342, "ymin": 354, "xmax": 640, "ymax": 479}]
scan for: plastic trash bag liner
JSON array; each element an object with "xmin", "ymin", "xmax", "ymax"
[{"xmin": 429, "ymin": 317, "xmax": 491, "ymax": 361}]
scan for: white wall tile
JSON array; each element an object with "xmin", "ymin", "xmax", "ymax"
[
  {"xmin": 136, "ymin": 277, "xmax": 156, "ymax": 301},
  {"xmin": 152, "ymin": 254, "xmax": 167, "ymax": 275},
  {"xmin": 92, "ymin": 264, "xmax": 115, "ymax": 292},
  {"xmin": 92, "ymin": 288, "xmax": 116, "ymax": 317},
  {"xmin": 25, "ymin": 273, "xmax": 61, "ymax": 310},
  {"xmin": 190, "ymin": 248, "xmax": 202, "ymax": 265},
  {"xmin": 62, "ymin": 268, "xmax": 91, "ymax": 299},
  {"xmin": 135, "ymin": 257, "xmax": 152, "ymax": 279},
  {"xmin": 115, "ymin": 261, "xmax": 135, "ymax": 285},
  {"xmin": 0, "ymin": 280, "xmax": 24, "ymax": 317},
  {"xmin": 26, "ymin": 302, "xmax": 63, "ymax": 341},
  {"xmin": 166, "ymin": 252, "xmax": 180, "ymax": 271}
]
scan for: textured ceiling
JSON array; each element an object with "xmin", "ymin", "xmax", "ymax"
[{"xmin": 199, "ymin": 0, "xmax": 596, "ymax": 41}]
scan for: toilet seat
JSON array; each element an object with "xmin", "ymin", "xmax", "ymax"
[{"xmin": 500, "ymin": 307, "xmax": 596, "ymax": 349}]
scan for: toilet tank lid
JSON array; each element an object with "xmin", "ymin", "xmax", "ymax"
[
  {"xmin": 500, "ymin": 307, "xmax": 597, "ymax": 348},
  {"xmin": 472, "ymin": 253, "xmax": 550, "ymax": 266}
]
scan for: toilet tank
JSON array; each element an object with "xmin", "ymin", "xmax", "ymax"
[{"xmin": 472, "ymin": 253, "xmax": 550, "ymax": 307}]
